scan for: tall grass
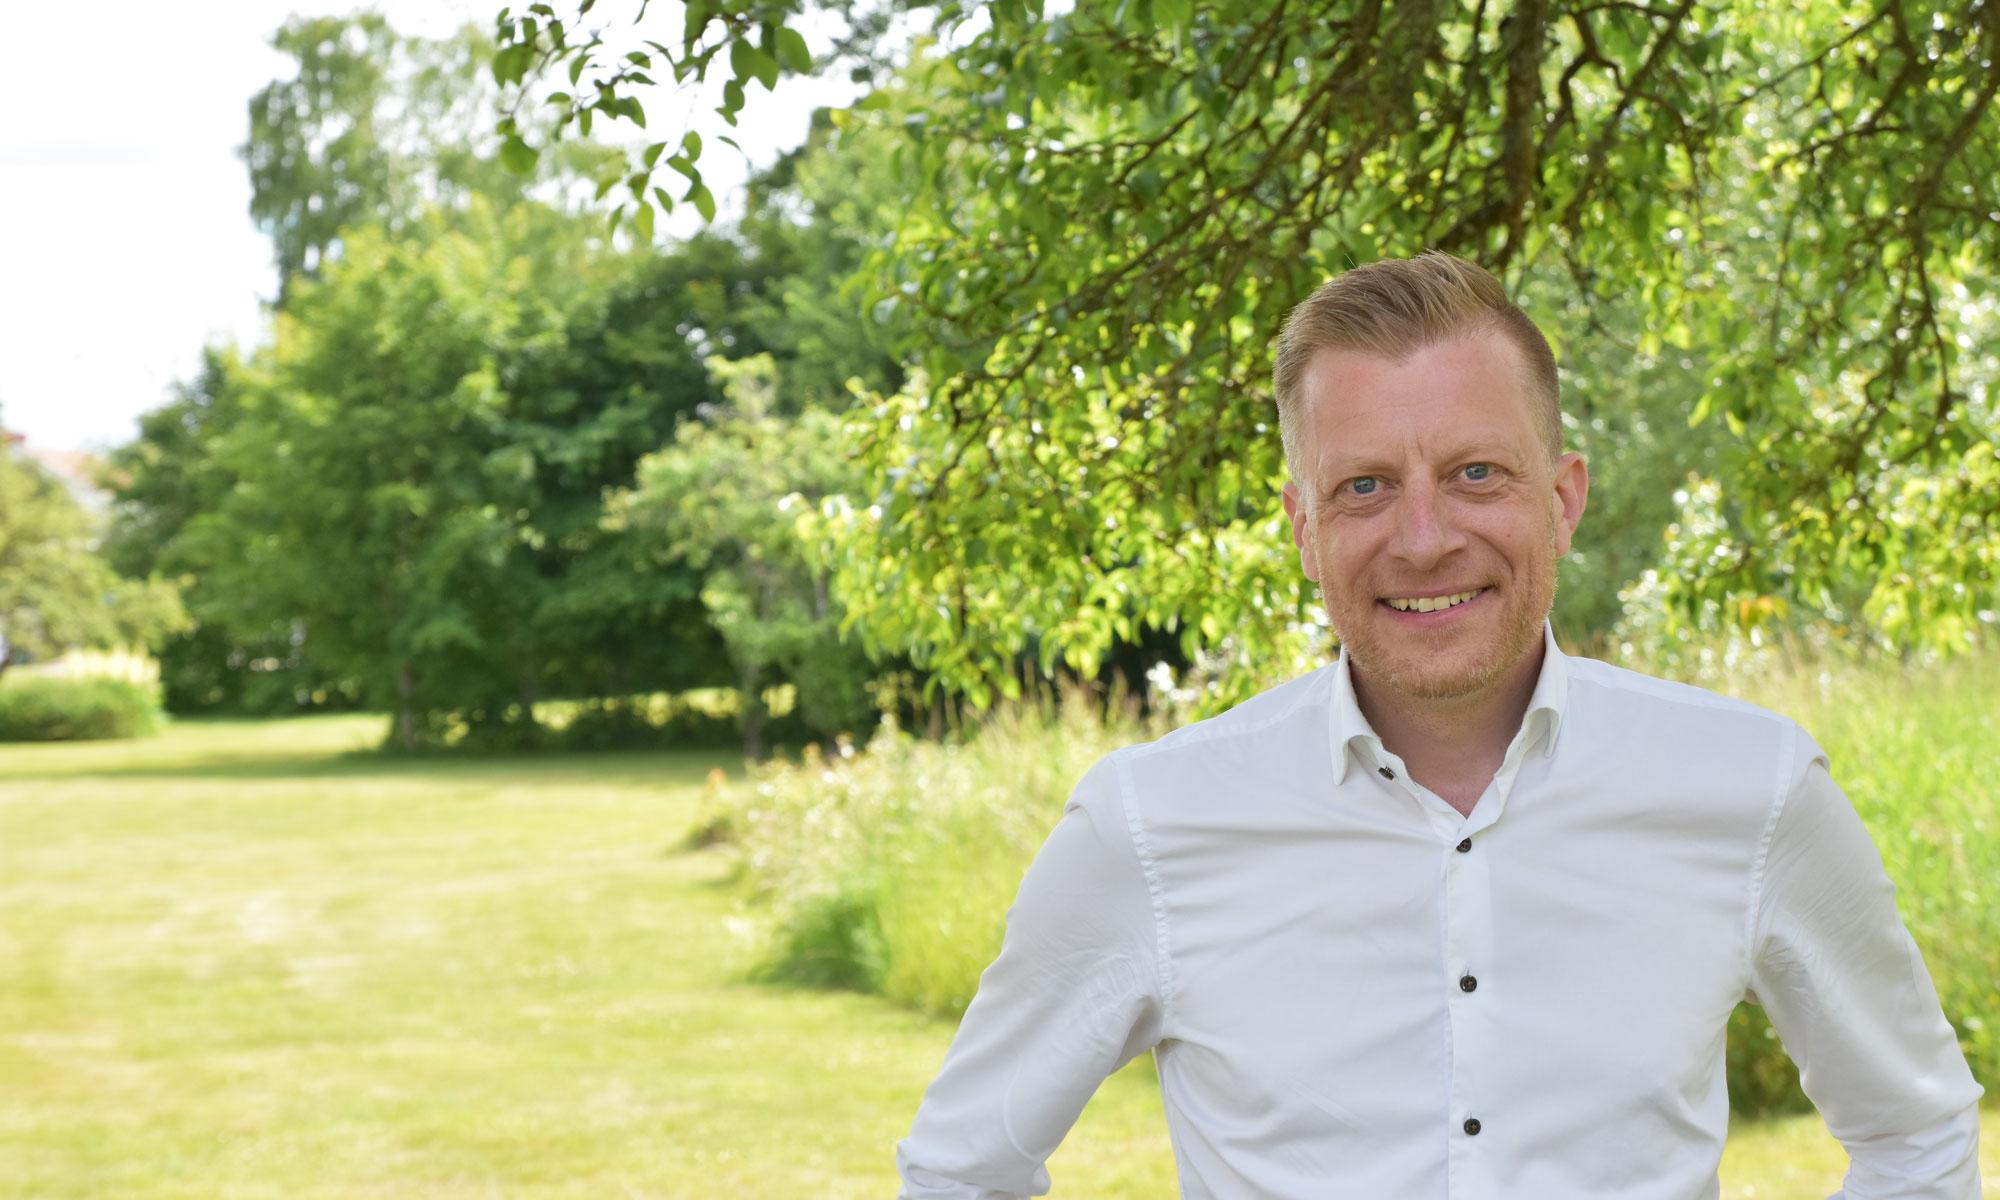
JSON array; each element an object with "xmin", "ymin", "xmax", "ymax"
[
  {"xmin": 723, "ymin": 672, "xmax": 1169, "ymax": 1018},
  {"xmin": 720, "ymin": 644, "xmax": 2000, "ymax": 1116}
]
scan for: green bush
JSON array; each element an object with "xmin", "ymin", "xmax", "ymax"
[
  {"xmin": 719, "ymin": 645, "xmax": 1999, "ymax": 1116},
  {"xmin": 0, "ymin": 675, "xmax": 165, "ymax": 741}
]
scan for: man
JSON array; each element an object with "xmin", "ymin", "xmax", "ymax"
[{"xmin": 895, "ymin": 251, "xmax": 1984, "ymax": 1197}]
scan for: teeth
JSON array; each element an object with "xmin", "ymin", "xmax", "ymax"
[{"xmin": 1386, "ymin": 589, "xmax": 1481, "ymax": 613}]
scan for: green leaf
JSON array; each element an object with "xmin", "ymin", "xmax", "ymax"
[
  {"xmin": 689, "ymin": 181, "xmax": 716, "ymax": 222},
  {"xmin": 499, "ymin": 134, "xmax": 539, "ymax": 175},
  {"xmin": 775, "ymin": 26, "xmax": 812, "ymax": 73},
  {"xmin": 491, "ymin": 43, "xmax": 534, "ymax": 86},
  {"xmin": 743, "ymin": 45, "xmax": 779, "ymax": 90},
  {"xmin": 634, "ymin": 200, "xmax": 655, "ymax": 242},
  {"xmin": 682, "ymin": 131, "xmax": 702, "ymax": 159}
]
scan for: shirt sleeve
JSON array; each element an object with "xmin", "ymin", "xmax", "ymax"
[
  {"xmin": 895, "ymin": 751, "xmax": 1169, "ymax": 1199},
  {"xmin": 1745, "ymin": 724, "xmax": 1985, "ymax": 1199}
]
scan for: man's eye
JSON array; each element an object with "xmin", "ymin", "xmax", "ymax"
[
  {"xmin": 1463, "ymin": 463, "xmax": 1493, "ymax": 482},
  {"xmin": 1348, "ymin": 476, "xmax": 1379, "ymax": 496}
]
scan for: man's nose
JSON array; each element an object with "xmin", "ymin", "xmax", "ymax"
[{"xmin": 1390, "ymin": 482, "xmax": 1468, "ymax": 568}]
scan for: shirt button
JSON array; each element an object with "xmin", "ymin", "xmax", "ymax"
[
  {"xmin": 1463, "ymin": 1117, "xmax": 1482, "ymax": 1136},
  {"xmin": 1459, "ymin": 974, "xmax": 1478, "ymax": 992},
  {"xmin": 1378, "ymin": 766, "xmax": 1395, "ymax": 780},
  {"xmin": 1455, "ymin": 837, "xmax": 1472, "ymax": 853}
]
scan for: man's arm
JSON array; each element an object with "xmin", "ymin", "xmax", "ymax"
[
  {"xmin": 896, "ymin": 752, "xmax": 1168, "ymax": 1199},
  {"xmin": 1745, "ymin": 725, "xmax": 1985, "ymax": 1199}
]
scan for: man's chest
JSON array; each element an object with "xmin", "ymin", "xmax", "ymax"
[{"xmin": 1147, "ymin": 789, "xmax": 1766, "ymax": 1140}]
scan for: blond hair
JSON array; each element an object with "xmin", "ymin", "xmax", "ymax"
[{"xmin": 1272, "ymin": 250, "xmax": 1561, "ymax": 488}]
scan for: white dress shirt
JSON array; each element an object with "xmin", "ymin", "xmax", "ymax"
[{"xmin": 896, "ymin": 620, "xmax": 1984, "ymax": 1198}]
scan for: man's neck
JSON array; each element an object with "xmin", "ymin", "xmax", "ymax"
[{"xmin": 1351, "ymin": 642, "xmax": 1545, "ymax": 814}]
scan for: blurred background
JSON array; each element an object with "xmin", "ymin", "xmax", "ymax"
[{"xmin": 2, "ymin": 0, "xmax": 1995, "ymax": 1194}]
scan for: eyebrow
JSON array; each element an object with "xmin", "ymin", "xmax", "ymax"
[{"xmin": 1319, "ymin": 440, "xmax": 1514, "ymax": 486}]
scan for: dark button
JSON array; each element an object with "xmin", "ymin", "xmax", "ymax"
[
  {"xmin": 1463, "ymin": 1117, "xmax": 1482, "ymax": 1136},
  {"xmin": 1459, "ymin": 974, "xmax": 1478, "ymax": 992},
  {"xmin": 1378, "ymin": 765, "xmax": 1395, "ymax": 780},
  {"xmin": 1455, "ymin": 837, "xmax": 1472, "ymax": 853}
]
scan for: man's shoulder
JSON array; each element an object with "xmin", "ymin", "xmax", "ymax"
[
  {"xmin": 1120, "ymin": 661, "xmax": 1334, "ymax": 763},
  {"xmin": 1564, "ymin": 652, "xmax": 1794, "ymax": 729}
]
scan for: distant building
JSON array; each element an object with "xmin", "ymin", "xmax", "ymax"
[{"xmin": 1, "ymin": 430, "xmax": 110, "ymax": 518}]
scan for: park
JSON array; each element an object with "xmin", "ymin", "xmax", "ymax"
[{"xmin": 3, "ymin": 0, "xmax": 1997, "ymax": 1194}]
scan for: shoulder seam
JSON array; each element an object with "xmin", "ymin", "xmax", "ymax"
[
  {"xmin": 1568, "ymin": 661, "xmax": 1789, "ymax": 725},
  {"xmin": 1123, "ymin": 666, "xmax": 1333, "ymax": 763},
  {"xmin": 1111, "ymin": 748, "xmax": 1178, "ymax": 1037}
]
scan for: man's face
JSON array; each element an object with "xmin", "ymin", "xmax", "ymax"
[{"xmin": 1280, "ymin": 331, "xmax": 1589, "ymax": 703}]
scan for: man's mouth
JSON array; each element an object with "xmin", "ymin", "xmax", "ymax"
[{"xmin": 1378, "ymin": 587, "xmax": 1489, "ymax": 615}]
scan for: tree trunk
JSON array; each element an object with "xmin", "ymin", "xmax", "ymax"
[
  {"xmin": 738, "ymin": 657, "xmax": 766, "ymax": 763},
  {"xmin": 396, "ymin": 664, "xmax": 417, "ymax": 751}
]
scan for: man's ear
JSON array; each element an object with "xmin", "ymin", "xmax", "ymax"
[
  {"xmin": 1281, "ymin": 480, "xmax": 1319, "ymax": 582},
  {"xmin": 1551, "ymin": 451, "xmax": 1589, "ymax": 556}
]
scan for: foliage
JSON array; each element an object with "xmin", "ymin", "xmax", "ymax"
[
  {"xmin": 151, "ymin": 200, "xmax": 728, "ymax": 748},
  {"xmin": 797, "ymin": 0, "xmax": 2000, "ymax": 713},
  {"xmin": 486, "ymin": 0, "xmax": 918, "ymax": 237},
  {"xmin": 104, "ymin": 350, "xmax": 360, "ymax": 714},
  {"xmin": 245, "ymin": 13, "xmax": 621, "ymax": 300},
  {"xmin": 609, "ymin": 352, "xmax": 880, "ymax": 757},
  {"xmin": 0, "ymin": 675, "xmax": 164, "ymax": 741},
  {"xmin": 0, "ymin": 439, "xmax": 186, "ymax": 677},
  {"xmin": 115, "ymin": 9, "xmax": 933, "ymax": 739}
]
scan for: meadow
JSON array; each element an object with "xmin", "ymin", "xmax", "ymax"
[{"xmin": 1, "ymin": 670, "xmax": 1995, "ymax": 1196}]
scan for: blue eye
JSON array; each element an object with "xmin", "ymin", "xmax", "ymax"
[
  {"xmin": 1349, "ymin": 476, "xmax": 1379, "ymax": 495},
  {"xmin": 1463, "ymin": 463, "xmax": 1492, "ymax": 481}
]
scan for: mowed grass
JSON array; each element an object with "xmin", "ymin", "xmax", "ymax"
[{"xmin": 0, "ymin": 716, "xmax": 1992, "ymax": 1197}]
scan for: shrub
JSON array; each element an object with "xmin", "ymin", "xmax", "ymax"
[{"xmin": 0, "ymin": 675, "xmax": 165, "ymax": 741}]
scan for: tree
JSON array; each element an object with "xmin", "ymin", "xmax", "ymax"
[
  {"xmin": 246, "ymin": 13, "xmax": 621, "ymax": 302},
  {"xmin": 104, "ymin": 348, "xmax": 358, "ymax": 712},
  {"xmin": 829, "ymin": 2, "xmax": 2000, "ymax": 710},
  {"xmin": 518, "ymin": 1, "xmax": 2000, "ymax": 711},
  {"xmin": 484, "ymin": 0, "xmax": 920, "ymax": 235},
  {"xmin": 0, "ymin": 432, "xmax": 185, "ymax": 678},
  {"xmin": 611, "ymin": 353, "xmax": 879, "ymax": 760},
  {"xmin": 172, "ymin": 202, "xmax": 617, "ymax": 746}
]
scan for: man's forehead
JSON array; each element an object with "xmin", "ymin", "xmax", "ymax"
[{"xmin": 1299, "ymin": 336, "xmax": 1540, "ymax": 470}]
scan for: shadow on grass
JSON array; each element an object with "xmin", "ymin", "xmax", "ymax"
[{"xmin": 1, "ymin": 735, "xmax": 752, "ymax": 788}]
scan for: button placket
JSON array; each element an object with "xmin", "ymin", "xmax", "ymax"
[{"xmin": 1443, "ymin": 819, "xmax": 1495, "ymax": 1183}]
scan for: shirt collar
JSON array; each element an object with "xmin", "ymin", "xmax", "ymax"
[{"xmin": 1327, "ymin": 618, "xmax": 1569, "ymax": 786}]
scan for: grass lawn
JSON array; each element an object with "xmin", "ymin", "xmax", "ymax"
[{"xmin": 1, "ymin": 716, "xmax": 1992, "ymax": 1197}]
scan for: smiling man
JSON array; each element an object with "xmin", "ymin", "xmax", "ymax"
[{"xmin": 896, "ymin": 252, "xmax": 1982, "ymax": 1198}]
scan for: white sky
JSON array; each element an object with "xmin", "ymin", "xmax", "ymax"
[{"xmin": 0, "ymin": 0, "xmax": 863, "ymax": 455}]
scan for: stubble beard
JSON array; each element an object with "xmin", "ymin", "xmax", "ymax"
[{"xmin": 1330, "ymin": 521, "xmax": 1561, "ymax": 704}]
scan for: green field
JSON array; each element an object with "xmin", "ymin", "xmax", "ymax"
[{"xmin": 1, "ymin": 716, "xmax": 1992, "ymax": 1197}]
